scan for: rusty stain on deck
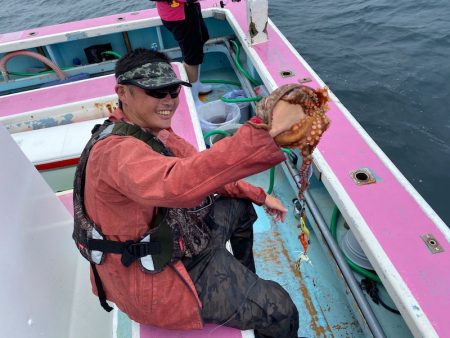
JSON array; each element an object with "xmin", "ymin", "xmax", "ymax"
[{"xmin": 255, "ymin": 229, "xmax": 332, "ymax": 337}]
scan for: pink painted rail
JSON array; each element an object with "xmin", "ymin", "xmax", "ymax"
[
  {"xmin": 0, "ymin": 10, "xmax": 158, "ymax": 46},
  {"xmin": 170, "ymin": 66, "xmax": 200, "ymax": 150},
  {"xmin": 140, "ymin": 324, "xmax": 245, "ymax": 338}
]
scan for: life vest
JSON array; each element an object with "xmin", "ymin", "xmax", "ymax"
[{"xmin": 72, "ymin": 119, "xmax": 213, "ymax": 310}]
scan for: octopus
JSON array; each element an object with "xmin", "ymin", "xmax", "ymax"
[{"xmin": 251, "ymin": 84, "xmax": 331, "ymax": 201}]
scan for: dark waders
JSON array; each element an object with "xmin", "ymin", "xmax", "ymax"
[{"xmin": 183, "ymin": 197, "xmax": 299, "ymax": 338}]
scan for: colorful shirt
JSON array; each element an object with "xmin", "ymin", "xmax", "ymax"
[
  {"xmin": 156, "ymin": 0, "xmax": 199, "ymax": 22},
  {"xmin": 84, "ymin": 108, "xmax": 284, "ymax": 328}
]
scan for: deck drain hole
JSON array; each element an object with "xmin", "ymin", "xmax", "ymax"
[
  {"xmin": 117, "ymin": 17, "xmax": 125, "ymax": 21},
  {"xmin": 350, "ymin": 168, "xmax": 376, "ymax": 185},
  {"xmin": 28, "ymin": 32, "xmax": 37, "ymax": 36},
  {"xmin": 280, "ymin": 70, "xmax": 294, "ymax": 78},
  {"xmin": 356, "ymin": 172, "xmax": 369, "ymax": 181}
]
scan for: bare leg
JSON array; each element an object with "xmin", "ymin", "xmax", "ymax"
[
  {"xmin": 184, "ymin": 63, "xmax": 212, "ymax": 104},
  {"xmin": 184, "ymin": 62, "xmax": 199, "ymax": 83}
]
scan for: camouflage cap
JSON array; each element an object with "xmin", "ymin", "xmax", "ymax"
[{"xmin": 116, "ymin": 62, "xmax": 191, "ymax": 89}]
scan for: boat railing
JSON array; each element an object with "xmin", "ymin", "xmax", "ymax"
[{"xmin": 1, "ymin": 94, "xmax": 116, "ymax": 134}]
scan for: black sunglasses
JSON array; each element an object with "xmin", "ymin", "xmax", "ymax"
[{"xmin": 144, "ymin": 85, "xmax": 181, "ymax": 99}]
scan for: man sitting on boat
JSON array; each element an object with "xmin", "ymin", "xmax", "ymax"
[{"xmin": 73, "ymin": 48, "xmax": 303, "ymax": 337}]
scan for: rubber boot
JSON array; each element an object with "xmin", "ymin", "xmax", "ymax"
[
  {"xmin": 191, "ymin": 81, "xmax": 204, "ymax": 107},
  {"xmin": 196, "ymin": 65, "xmax": 212, "ymax": 94},
  {"xmin": 197, "ymin": 81, "xmax": 212, "ymax": 94}
]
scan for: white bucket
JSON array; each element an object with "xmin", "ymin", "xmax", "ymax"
[{"xmin": 197, "ymin": 100, "xmax": 241, "ymax": 134}]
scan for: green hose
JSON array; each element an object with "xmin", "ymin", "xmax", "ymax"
[
  {"xmin": 267, "ymin": 167, "xmax": 275, "ymax": 195},
  {"xmin": 221, "ymin": 96, "xmax": 262, "ymax": 103},
  {"xmin": 201, "ymin": 38, "xmax": 291, "ymax": 195},
  {"xmin": 199, "ymin": 78, "xmax": 262, "ymax": 103},
  {"xmin": 200, "ymin": 41, "xmax": 262, "ymax": 103},
  {"xmin": 5, "ymin": 50, "xmax": 121, "ymax": 79},
  {"xmin": 281, "ymin": 148, "xmax": 295, "ymax": 157},
  {"xmin": 201, "ymin": 79, "xmax": 241, "ymax": 87},
  {"xmin": 230, "ymin": 40, "xmax": 260, "ymax": 87},
  {"xmin": 266, "ymin": 148, "xmax": 295, "ymax": 195},
  {"xmin": 7, "ymin": 66, "xmax": 73, "ymax": 77},
  {"xmin": 330, "ymin": 207, "xmax": 381, "ymax": 283},
  {"xmin": 203, "ymin": 130, "xmax": 293, "ymax": 195},
  {"xmin": 101, "ymin": 51, "xmax": 122, "ymax": 59},
  {"xmin": 202, "ymin": 129, "xmax": 232, "ymax": 141}
]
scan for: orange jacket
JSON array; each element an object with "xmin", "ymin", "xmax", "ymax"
[{"xmin": 84, "ymin": 108, "xmax": 284, "ymax": 328}]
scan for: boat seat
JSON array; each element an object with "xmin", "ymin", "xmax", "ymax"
[{"xmin": 11, "ymin": 117, "xmax": 107, "ymax": 167}]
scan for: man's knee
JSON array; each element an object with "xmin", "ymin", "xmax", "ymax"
[
  {"xmin": 254, "ymin": 280, "xmax": 299, "ymax": 338},
  {"xmin": 213, "ymin": 197, "xmax": 257, "ymax": 222}
]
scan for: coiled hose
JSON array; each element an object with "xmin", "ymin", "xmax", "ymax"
[{"xmin": 330, "ymin": 207, "xmax": 381, "ymax": 283}]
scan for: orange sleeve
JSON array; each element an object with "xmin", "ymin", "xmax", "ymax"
[
  {"xmin": 217, "ymin": 180, "xmax": 267, "ymax": 206},
  {"xmin": 89, "ymin": 124, "xmax": 284, "ymax": 209}
]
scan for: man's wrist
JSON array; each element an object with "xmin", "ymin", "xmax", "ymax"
[
  {"xmin": 255, "ymin": 187, "xmax": 267, "ymax": 206},
  {"xmin": 247, "ymin": 116, "xmax": 271, "ymax": 132},
  {"xmin": 268, "ymin": 127, "xmax": 281, "ymax": 138}
]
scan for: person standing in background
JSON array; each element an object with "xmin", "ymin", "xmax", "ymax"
[{"xmin": 154, "ymin": 0, "xmax": 212, "ymax": 106}]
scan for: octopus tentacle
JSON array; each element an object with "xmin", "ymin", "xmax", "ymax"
[
  {"xmin": 250, "ymin": 83, "xmax": 331, "ymax": 201},
  {"xmin": 274, "ymin": 85, "xmax": 331, "ymax": 200}
]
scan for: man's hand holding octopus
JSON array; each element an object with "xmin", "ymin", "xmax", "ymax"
[{"xmin": 249, "ymin": 83, "xmax": 331, "ymax": 200}]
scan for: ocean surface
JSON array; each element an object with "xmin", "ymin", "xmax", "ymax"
[{"xmin": 1, "ymin": 0, "xmax": 449, "ymax": 226}]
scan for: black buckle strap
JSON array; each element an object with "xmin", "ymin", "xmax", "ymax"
[
  {"xmin": 88, "ymin": 239, "xmax": 161, "ymax": 267},
  {"xmin": 88, "ymin": 240, "xmax": 160, "ymax": 313},
  {"xmin": 90, "ymin": 263, "xmax": 113, "ymax": 312},
  {"xmin": 121, "ymin": 241, "xmax": 161, "ymax": 267}
]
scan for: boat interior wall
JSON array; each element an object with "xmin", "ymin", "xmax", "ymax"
[{"xmin": 0, "ymin": 125, "xmax": 113, "ymax": 338}]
